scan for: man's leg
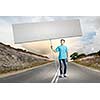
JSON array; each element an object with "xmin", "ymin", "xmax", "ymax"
[
  {"xmin": 62, "ymin": 59, "xmax": 67, "ymax": 75},
  {"xmin": 59, "ymin": 59, "xmax": 63, "ymax": 75}
]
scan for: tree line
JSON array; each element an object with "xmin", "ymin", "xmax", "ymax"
[{"xmin": 70, "ymin": 50, "xmax": 100, "ymax": 60}]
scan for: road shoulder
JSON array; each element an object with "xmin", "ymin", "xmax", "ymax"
[
  {"xmin": 0, "ymin": 61, "xmax": 54, "ymax": 78},
  {"xmin": 70, "ymin": 61, "xmax": 100, "ymax": 73}
]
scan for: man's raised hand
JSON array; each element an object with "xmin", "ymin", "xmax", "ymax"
[{"xmin": 51, "ymin": 45, "xmax": 53, "ymax": 49}]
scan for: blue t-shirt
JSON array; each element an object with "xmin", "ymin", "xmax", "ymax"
[{"xmin": 55, "ymin": 45, "xmax": 68, "ymax": 59}]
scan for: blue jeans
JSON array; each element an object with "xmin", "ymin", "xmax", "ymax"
[{"xmin": 59, "ymin": 59, "xmax": 67, "ymax": 75}]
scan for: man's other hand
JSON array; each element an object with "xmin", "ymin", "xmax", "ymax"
[{"xmin": 66, "ymin": 58, "xmax": 68, "ymax": 62}]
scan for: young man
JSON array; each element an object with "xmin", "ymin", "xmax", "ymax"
[{"xmin": 51, "ymin": 39, "xmax": 68, "ymax": 78}]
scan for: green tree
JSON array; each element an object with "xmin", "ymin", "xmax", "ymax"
[
  {"xmin": 70, "ymin": 52, "xmax": 78, "ymax": 60},
  {"xmin": 97, "ymin": 50, "xmax": 100, "ymax": 56}
]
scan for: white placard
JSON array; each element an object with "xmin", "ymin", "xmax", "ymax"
[{"xmin": 12, "ymin": 19, "xmax": 82, "ymax": 43}]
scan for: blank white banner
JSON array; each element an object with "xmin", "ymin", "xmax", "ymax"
[{"xmin": 12, "ymin": 19, "xmax": 82, "ymax": 44}]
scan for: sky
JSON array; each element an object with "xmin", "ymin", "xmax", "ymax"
[{"xmin": 0, "ymin": 16, "xmax": 100, "ymax": 59}]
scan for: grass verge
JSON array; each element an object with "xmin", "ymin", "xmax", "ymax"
[
  {"xmin": 0, "ymin": 60, "xmax": 54, "ymax": 76},
  {"xmin": 74, "ymin": 60, "xmax": 100, "ymax": 71}
]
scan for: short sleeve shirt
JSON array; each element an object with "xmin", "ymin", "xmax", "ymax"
[{"xmin": 55, "ymin": 45, "xmax": 68, "ymax": 59}]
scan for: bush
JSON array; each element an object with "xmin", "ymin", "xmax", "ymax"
[
  {"xmin": 70, "ymin": 52, "xmax": 78, "ymax": 60},
  {"xmin": 97, "ymin": 50, "xmax": 100, "ymax": 56}
]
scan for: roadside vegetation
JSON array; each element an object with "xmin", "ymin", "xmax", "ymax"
[
  {"xmin": 70, "ymin": 50, "xmax": 100, "ymax": 70},
  {"xmin": 0, "ymin": 60, "xmax": 53, "ymax": 74},
  {"xmin": 0, "ymin": 42, "xmax": 53, "ymax": 74}
]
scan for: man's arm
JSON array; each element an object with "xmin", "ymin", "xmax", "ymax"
[
  {"xmin": 66, "ymin": 52, "xmax": 68, "ymax": 62},
  {"xmin": 50, "ymin": 45, "xmax": 56, "ymax": 53},
  {"xmin": 67, "ymin": 52, "xmax": 68, "ymax": 58}
]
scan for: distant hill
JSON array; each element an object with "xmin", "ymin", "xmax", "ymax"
[
  {"xmin": 0, "ymin": 42, "xmax": 50, "ymax": 74},
  {"xmin": 70, "ymin": 50, "xmax": 100, "ymax": 60},
  {"xmin": 71, "ymin": 51, "xmax": 100, "ymax": 70}
]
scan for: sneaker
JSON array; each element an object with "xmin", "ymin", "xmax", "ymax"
[
  {"xmin": 63, "ymin": 74, "xmax": 68, "ymax": 77},
  {"xmin": 59, "ymin": 74, "xmax": 63, "ymax": 78}
]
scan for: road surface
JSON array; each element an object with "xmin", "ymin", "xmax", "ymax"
[
  {"xmin": 0, "ymin": 61, "xmax": 100, "ymax": 83},
  {"xmin": 58, "ymin": 62, "xmax": 100, "ymax": 83},
  {"xmin": 0, "ymin": 62, "xmax": 57, "ymax": 83}
]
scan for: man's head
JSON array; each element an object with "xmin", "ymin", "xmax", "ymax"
[{"xmin": 60, "ymin": 39, "xmax": 65, "ymax": 45}]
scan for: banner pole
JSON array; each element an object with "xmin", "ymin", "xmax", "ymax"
[{"xmin": 49, "ymin": 39, "xmax": 59, "ymax": 79}]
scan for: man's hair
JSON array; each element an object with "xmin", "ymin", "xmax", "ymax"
[{"xmin": 60, "ymin": 39, "xmax": 65, "ymax": 42}]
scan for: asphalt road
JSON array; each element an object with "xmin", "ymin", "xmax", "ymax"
[
  {"xmin": 58, "ymin": 62, "xmax": 100, "ymax": 83},
  {"xmin": 0, "ymin": 62, "xmax": 57, "ymax": 83},
  {"xmin": 0, "ymin": 61, "xmax": 100, "ymax": 83}
]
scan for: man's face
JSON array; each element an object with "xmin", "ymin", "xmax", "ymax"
[{"xmin": 60, "ymin": 40, "xmax": 65, "ymax": 45}]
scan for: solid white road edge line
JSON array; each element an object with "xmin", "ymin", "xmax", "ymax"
[
  {"xmin": 0, "ymin": 61, "xmax": 54, "ymax": 78},
  {"xmin": 71, "ymin": 62, "xmax": 100, "ymax": 73}
]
